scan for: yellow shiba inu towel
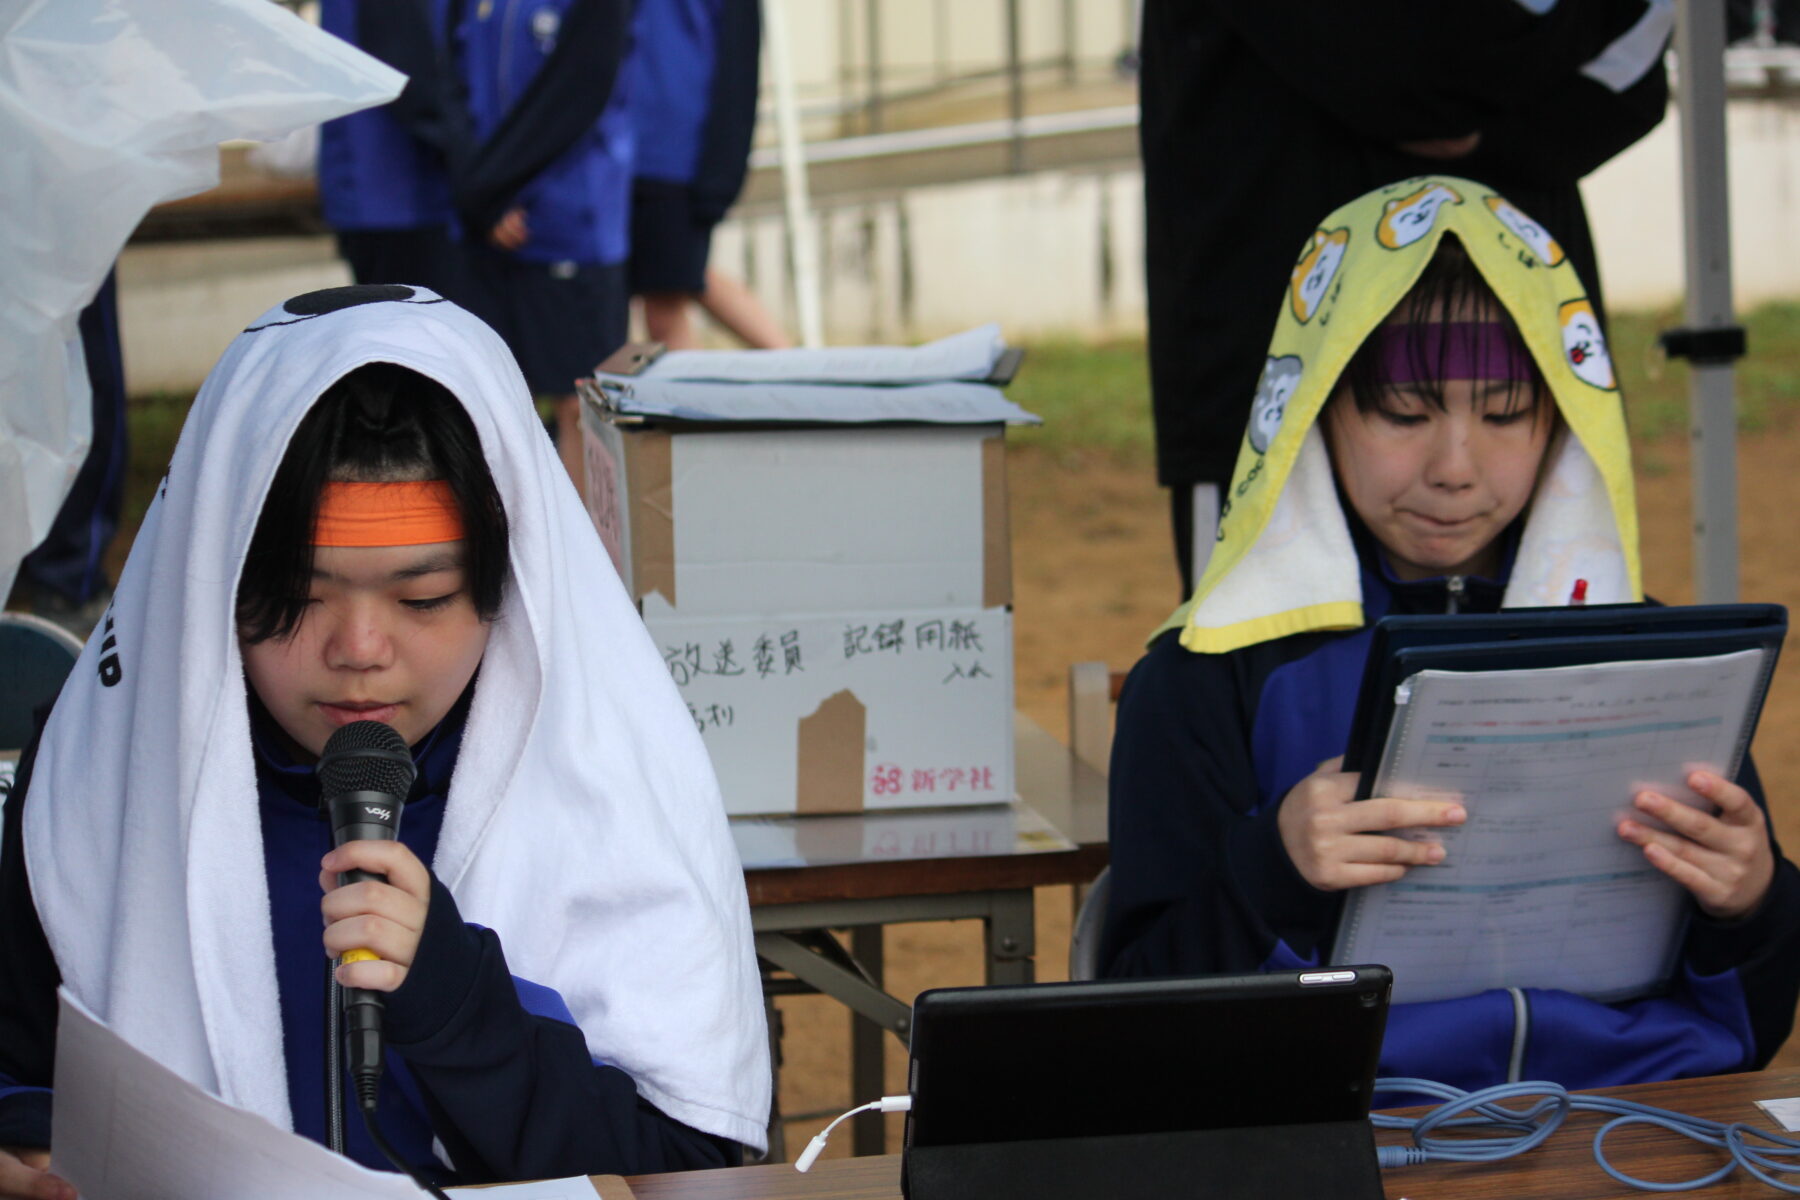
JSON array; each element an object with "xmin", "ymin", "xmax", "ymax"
[{"xmin": 1161, "ymin": 176, "xmax": 1640, "ymax": 654}]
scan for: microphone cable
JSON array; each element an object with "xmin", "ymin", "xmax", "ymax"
[
  {"xmin": 320, "ymin": 957, "xmax": 452, "ymax": 1199},
  {"xmin": 1372, "ymin": 1076, "xmax": 1800, "ymax": 1193},
  {"xmin": 359, "ymin": 1097, "xmax": 453, "ymax": 1200},
  {"xmin": 325, "ymin": 964, "xmax": 345, "ymax": 1154}
]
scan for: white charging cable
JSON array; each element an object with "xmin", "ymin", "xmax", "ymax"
[{"xmin": 793, "ymin": 1095, "xmax": 913, "ymax": 1172}]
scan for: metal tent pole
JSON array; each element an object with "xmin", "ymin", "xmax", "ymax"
[
  {"xmin": 863, "ymin": 0, "xmax": 883, "ymax": 133},
  {"xmin": 1006, "ymin": 0, "xmax": 1025, "ymax": 173},
  {"xmin": 765, "ymin": 0, "xmax": 826, "ymax": 347},
  {"xmin": 1669, "ymin": 0, "xmax": 1744, "ymax": 602}
]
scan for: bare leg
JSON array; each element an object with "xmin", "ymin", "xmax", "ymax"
[
  {"xmin": 554, "ymin": 393, "xmax": 585, "ymax": 502},
  {"xmin": 642, "ymin": 291, "xmax": 701, "ymax": 350},
  {"xmin": 696, "ymin": 268, "xmax": 791, "ymax": 349}
]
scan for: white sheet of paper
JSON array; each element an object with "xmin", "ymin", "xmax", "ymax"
[
  {"xmin": 446, "ymin": 1178, "xmax": 600, "ymax": 1199},
  {"xmin": 53, "ymin": 988, "xmax": 477, "ymax": 1200},
  {"xmin": 1334, "ymin": 650, "xmax": 1768, "ymax": 1005},
  {"xmin": 1755, "ymin": 1097, "xmax": 1800, "ymax": 1133}
]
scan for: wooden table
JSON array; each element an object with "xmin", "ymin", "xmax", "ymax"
[
  {"xmin": 739, "ymin": 714, "xmax": 1109, "ymax": 1157},
  {"xmin": 621, "ymin": 1069, "xmax": 1800, "ymax": 1199}
]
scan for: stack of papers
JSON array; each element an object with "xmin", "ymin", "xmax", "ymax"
[{"xmin": 584, "ymin": 325, "xmax": 1039, "ymax": 426}]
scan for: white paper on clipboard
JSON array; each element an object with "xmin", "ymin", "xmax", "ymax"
[{"xmin": 1332, "ymin": 649, "xmax": 1768, "ymax": 1005}]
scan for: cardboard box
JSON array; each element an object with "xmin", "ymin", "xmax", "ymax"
[{"xmin": 578, "ymin": 336, "xmax": 1034, "ymax": 816}]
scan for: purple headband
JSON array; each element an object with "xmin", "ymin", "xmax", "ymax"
[{"xmin": 1375, "ymin": 322, "xmax": 1536, "ymax": 383}]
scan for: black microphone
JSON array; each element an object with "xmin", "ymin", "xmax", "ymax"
[{"xmin": 317, "ymin": 719, "xmax": 416, "ymax": 1113}]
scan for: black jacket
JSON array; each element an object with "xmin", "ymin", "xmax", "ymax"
[{"xmin": 1141, "ymin": 0, "xmax": 1669, "ymax": 487}]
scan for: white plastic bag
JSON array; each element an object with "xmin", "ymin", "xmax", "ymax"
[{"xmin": 0, "ymin": 0, "xmax": 404, "ymax": 605}]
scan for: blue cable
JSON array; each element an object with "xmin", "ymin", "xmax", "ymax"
[{"xmin": 1371, "ymin": 1076, "xmax": 1800, "ymax": 1193}]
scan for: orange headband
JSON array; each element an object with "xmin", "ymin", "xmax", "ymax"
[{"xmin": 312, "ymin": 481, "xmax": 466, "ymax": 546}]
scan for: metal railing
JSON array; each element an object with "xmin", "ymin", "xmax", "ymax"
[{"xmin": 765, "ymin": 0, "xmax": 1138, "ymax": 146}]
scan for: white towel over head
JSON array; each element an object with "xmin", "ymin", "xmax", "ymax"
[{"xmin": 24, "ymin": 285, "xmax": 771, "ymax": 1151}]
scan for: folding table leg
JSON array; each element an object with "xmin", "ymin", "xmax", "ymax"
[
  {"xmin": 763, "ymin": 991, "xmax": 786, "ymax": 1162},
  {"xmin": 850, "ymin": 924, "xmax": 886, "ymax": 1156},
  {"xmin": 985, "ymin": 889, "xmax": 1035, "ymax": 986}
]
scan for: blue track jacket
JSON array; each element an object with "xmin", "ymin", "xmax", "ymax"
[
  {"xmin": 629, "ymin": 0, "xmax": 760, "ymax": 222},
  {"xmin": 317, "ymin": 0, "xmax": 457, "ymax": 232},
  {"xmin": 451, "ymin": 0, "xmax": 637, "ymax": 265},
  {"xmin": 0, "ymin": 689, "xmax": 736, "ymax": 1181}
]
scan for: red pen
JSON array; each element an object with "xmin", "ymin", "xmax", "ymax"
[{"xmin": 1569, "ymin": 578, "xmax": 1589, "ymax": 606}]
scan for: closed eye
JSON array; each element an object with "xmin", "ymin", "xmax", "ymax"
[
  {"xmin": 402, "ymin": 594, "xmax": 458, "ymax": 612},
  {"xmin": 1378, "ymin": 410, "xmax": 1429, "ymax": 428}
]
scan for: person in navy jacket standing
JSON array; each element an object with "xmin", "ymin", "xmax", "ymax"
[
  {"xmin": 317, "ymin": 0, "xmax": 473, "ymax": 306},
  {"xmin": 449, "ymin": 0, "xmax": 637, "ymax": 493}
]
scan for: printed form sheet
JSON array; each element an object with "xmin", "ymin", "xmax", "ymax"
[{"xmin": 1333, "ymin": 649, "xmax": 1768, "ymax": 1005}]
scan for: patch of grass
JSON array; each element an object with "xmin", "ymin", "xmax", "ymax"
[
  {"xmin": 121, "ymin": 392, "xmax": 194, "ymax": 526},
  {"xmin": 1611, "ymin": 303, "xmax": 1800, "ymax": 441},
  {"xmin": 114, "ymin": 303, "xmax": 1800, "ymax": 553},
  {"xmin": 1004, "ymin": 337, "xmax": 1153, "ymax": 464},
  {"xmin": 1608, "ymin": 309, "xmax": 1686, "ymax": 440},
  {"xmin": 999, "ymin": 310, "xmax": 1800, "ymax": 465}
]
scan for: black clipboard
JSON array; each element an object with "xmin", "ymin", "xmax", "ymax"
[{"xmin": 1343, "ymin": 604, "xmax": 1788, "ymax": 779}]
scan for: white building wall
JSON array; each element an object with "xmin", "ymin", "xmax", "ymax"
[
  {"xmin": 1584, "ymin": 98, "xmax": 1800, "ymax": 310},
  {"xmin": 115, "ymin": 99, "xmax": 1800, "ymax": 392}
]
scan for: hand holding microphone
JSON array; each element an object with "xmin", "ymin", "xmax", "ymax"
[
  {"xmin": 316, "ymin": 721, "xmax": 425, "ymax": 1111},
  {"xmin": 319, "ymin": 841, "xmax": 432, "ymax": 991}
]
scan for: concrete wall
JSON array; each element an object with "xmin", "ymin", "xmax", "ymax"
[
  {"xmin": 712, "ymin": 167, "xmax": 1144, "ymax": 344},
  {"xmin": 115, "ymin": 98, "xmax": 1800, "ymax": 393},
  {"xmin": 1583, "ymin": 98, "xmax": 1800, "ymax": 311},
  {"xmin": 117, "ymin": 239, "xmax": 349, "ymax": 394},
  {"xmin": 710, "ymin": 97, "xmax": 1800, "ymax": 346},
  {"xmin": 772, "ymin": 0, "xmax": 1135, "ymax": 132}
]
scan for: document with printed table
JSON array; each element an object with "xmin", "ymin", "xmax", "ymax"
[{"xmin": 1332, "ymin": 612, "xmax": 1783, "ymax": 1006}]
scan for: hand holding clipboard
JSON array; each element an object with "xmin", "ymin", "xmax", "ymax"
[{"xmin": 1326, "ymin": 604, "xmax": 1786, "ymax": 1005}]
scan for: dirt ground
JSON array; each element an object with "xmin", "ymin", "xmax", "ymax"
[{"xmin": 775, "ymin": 425, "xmax": 1800, "ymax": 1159}]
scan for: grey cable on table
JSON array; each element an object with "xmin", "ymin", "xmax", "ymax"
[{"xmin": 1373, "ymin": 1076, "xmax": 1800, "ymax": 1192}]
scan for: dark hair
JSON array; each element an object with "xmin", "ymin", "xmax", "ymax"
[
  {"xmin": 1340, "ymin": 235, "xmax": 1552, "ymax": 423},
  {"xmin": 235, "ymin": 363, "xmax": 510, "ymax": 644}
]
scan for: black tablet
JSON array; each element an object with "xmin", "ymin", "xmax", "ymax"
[{"xmin": 903, "ymin": 967, "xmax": 1392, "ymax": 1151}]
